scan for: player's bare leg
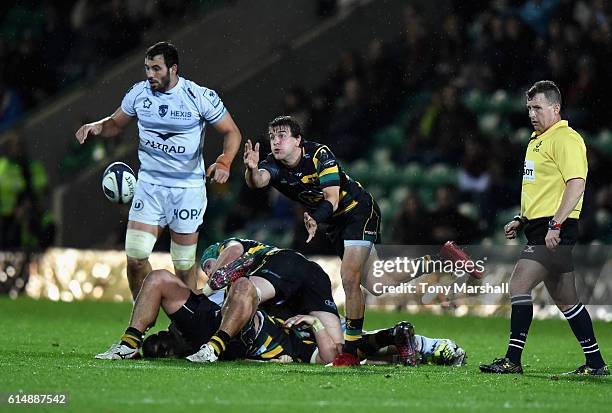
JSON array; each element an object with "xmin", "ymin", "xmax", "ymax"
[
  {"xmin": 96, "ymin": 269, "xmax": 189, "ymax": 360},
  {"xmin": 169, "ymin": 230, "xmax": 199, "ymax": 290},
  {"xmin": 249, "ymin": 276, "xmax": 277, "ymax": 302},
  {"xmin": 129, "ymin": 269, "xmax": 191, "ymax": 332},
  {"xmin": 126, "ymin": 221, "xmax": 160, "ymax": 301},
  {"xmin": 218, "ymin": 278, "xmax": 259, "ymax": 336},
  {"xmin": 334, "ymin": 244, "xmax": 370, "ymax": 366},
  {"xmin": 187, "ymin": 278, "xmax": 259, "ymax": 363}
]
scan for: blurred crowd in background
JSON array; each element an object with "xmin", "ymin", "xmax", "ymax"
[
  {"xmin": 2, "ymin": 0, "xmax": 612, "ymax": 260},
  {"xmin": 224, "ymin": 0, "xmax": 612, "ymax": 252}
]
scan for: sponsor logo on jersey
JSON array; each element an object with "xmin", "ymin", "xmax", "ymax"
[
  {"xmin": 533, "ymin": 140, "xmax": 543, "ymax": 152},
  {"xmin": 144, "ymin": 130, "xmax": 180, "ymax": 141},
  {"xmin": 133, "ymin": 199, "xmax": 144, "ymax": 211},
  {"xmin": 159, "ymin": 104, "xmax": 168, "ymax": 117},
  {"xmin": 173, "ymin": 208, "xmax": 202, "ymax": 220},
  {"xmin": 523, "ymin": 160, "xmax": 535, "ymax": 181},
  {"xmin": 170, "ymin": 110, "xmax": 193, "ymax": 119},
  {"xmin": 144, "ymin": 139, "xmax": 186, "ymax": 154},
  {"xmin": 143, "ymin": 98, "xmax": 152, "ymax": 109},
  {"xmin": 204, "ymin": 89, "xmax": 221, "ymax": 108}
]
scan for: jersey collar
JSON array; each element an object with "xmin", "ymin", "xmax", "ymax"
[{"xmin": 530, "ymin": 119, "xmax": 568, "ymax": 140}]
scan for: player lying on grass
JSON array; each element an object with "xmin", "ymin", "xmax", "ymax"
[
  {"xmin": 95, "ymin": 248, "xmax": 465, "ymax": 365},
  {"xmin": 146, "ymin": 309, "xmax": 466, "ymax": 367},
  {"xmin": 95, "ymin": 237, "xmax": 344, "ymax": 363},
  {"xmin": 94, "ymin": 271, "xmax": 465, "ymax": 365},
  {"xmin": 190, "ymin": 237, "xmax": 472, "ymax": 361},
  {"xmin": 198, "ymin": 237, "xmax": 344, "ymax": 349}
]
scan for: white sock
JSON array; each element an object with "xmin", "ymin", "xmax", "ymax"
[{"xmin": 416, "ymin": 335, "xmax": 441, "ymax": 355}]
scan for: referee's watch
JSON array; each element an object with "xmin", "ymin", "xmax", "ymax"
[
  {"xmin": 512, "ymin": 215, "xmax": 526, "ymax": 231},
  {"xmin": 547, "ymin": 219, "xmax": 561, "ymax": 231}
]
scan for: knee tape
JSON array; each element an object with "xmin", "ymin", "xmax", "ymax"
[
  {"xmin": 125, "ymin": 229, "xmax": 157, "ymax": 259},
  {"xmin": 170, "ymin": 240, "xmax": 197, "ymax": 270}
]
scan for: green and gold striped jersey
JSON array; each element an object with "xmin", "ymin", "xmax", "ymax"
[
  {"xmin": 258, "ymin": 140, "xmax": 365, "ymax": 221},
  {"xmin": 244, "ymin": 311, "xmax": 317, "ymax": 363}
]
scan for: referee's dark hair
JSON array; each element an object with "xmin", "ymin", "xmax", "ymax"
[
  {"xmin": 268, "ymin": 116, "xmax": 302, "ymax": 141},
  {"xmin": 526, "ymin": 80, "xmax": 562, "ymax": 108},
  {"xmin": 146, "ymin": 41, "xmax": 179, "ymax": 72}
]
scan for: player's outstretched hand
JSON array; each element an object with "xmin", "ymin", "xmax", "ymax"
[
  {"xmin": 304, "ymin": 212, "xmax": 318, "ymax": 243},
  {"xmin": 504, "ymin": 220, "xmax": 520, "ymax": 239},
  {"xmin": 243, "ymin": 139, "xmax": 260, "ymax": 170},
  {"xmin": 75, "ymin": 123, "xmax": 102, "ymax": 144},
  {"xmin": 285, "ymin": 314, "xmax": 317, "ymax": 328}
]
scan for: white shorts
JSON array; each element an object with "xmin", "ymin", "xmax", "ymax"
[{"xmin": 128, "ymin": 181, "xmax": 207, "ymax": 233}]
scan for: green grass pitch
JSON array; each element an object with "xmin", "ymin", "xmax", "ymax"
[{"xmin": 1, "ymin": 297, "xmax": 610, "ymax": 412}]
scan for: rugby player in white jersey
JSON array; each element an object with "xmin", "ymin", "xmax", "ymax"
[{"xmin": 75, "ymin": 41, "xmax": 241, "ymax": 299}]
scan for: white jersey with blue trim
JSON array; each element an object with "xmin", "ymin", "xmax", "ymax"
[{"xmin": 120, "ymin": 76, "xmax": 227, "ymax": 188}]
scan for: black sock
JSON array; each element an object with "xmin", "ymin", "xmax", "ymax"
[
  {"xmin": 121, "ymin": 327, "xmax": 144, "ymax": 349},
  {"xmin": 208, "ymin": 330, "xmax": 231, "ymax": 357},
  {"xmin": 359, "ymin": 328, "xmax": 394, "ymax": 355},
  {"xmin": 343, "ymin": 317, "xmax": 364, "ymax": 355},
  {"xmin": 505, "ymin": 294, "xmax": 533, "ymax": 364},
  {"xmin": 563, "ymin": 303, "xmax": 606, "ymax": 369}
]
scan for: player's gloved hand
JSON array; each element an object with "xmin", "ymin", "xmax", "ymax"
[
  {"xmin": 243, "ymin": 139, "xmax": 260, "ymax": 170},
  {"xmin": 75, "ymin": 122, "xmax": 103, "ymax": 144},
  {"xmin": 207, "ymin": 153, "xmax": 231, "ymax": 184},
  {"xmin": 303, "ymin": 212, "xmax": 318, "ymax": 243}
]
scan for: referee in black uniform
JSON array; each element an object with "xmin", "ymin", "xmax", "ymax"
[{"xmin": 480, "ymin": 81, "xmax": 608, "ymax": 375}]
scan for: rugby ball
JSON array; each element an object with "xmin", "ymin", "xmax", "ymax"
[{"xmin": 101, "ymin": 162, "xmax": 136, "ymax": 204}]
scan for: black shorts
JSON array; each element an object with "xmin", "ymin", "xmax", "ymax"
[
  {"xmin": 326, "ymin": 191, "xmax": 382, "ymax": 258},
  {"xmin": 518, "ymin": 217, "xmax": 578, "ymax": 274},
  {"xmin": 168, "ymin": 293, "xmax": 221, "ymax": 349},
  {"xmin": 251, "ymin": 250, "xmax": 339, "ymax": 317}
]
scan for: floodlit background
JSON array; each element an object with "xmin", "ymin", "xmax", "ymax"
[{"xmin": 1, "ymin": 0, "xmax": 611, "ymax": 310}]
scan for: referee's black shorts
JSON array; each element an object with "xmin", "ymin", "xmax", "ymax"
[{"xmin": 518, "ymin": 217, "xmax": 579, "ymax": 274}]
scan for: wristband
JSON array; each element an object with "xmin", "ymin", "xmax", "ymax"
[
  {"xmin": 214, "ymin": 153, "xmax": 231, "ymax": 170},
  {"xmin": 548, "ymin": 219, "xmax": 561, "ymax": 231},
  {"xmin": 311, "ymin": 319, "xmax": 324, "ymax": 333},
  {"xmin": 310, "ymin": 200, "xmax": 334, "ymax": 224},
  {"xmin": 512, "ymin": 215, "xmax": 526, "ymax": 231}
]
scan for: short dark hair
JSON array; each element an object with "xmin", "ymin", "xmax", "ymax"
[
  {"xmin": 268, "ymin": 116, "xmax": 302, "ymax": 138},
  {"xmin": 142, "ymin": 331, "xmax": 177, "ymax": 358},
  {"xmin": 526, "ymin": 80, "xmax": 562, "ymax": 108},
  {"xmin": 146, "ymin": 41, "xmax": 179, "ymax": 71}
]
